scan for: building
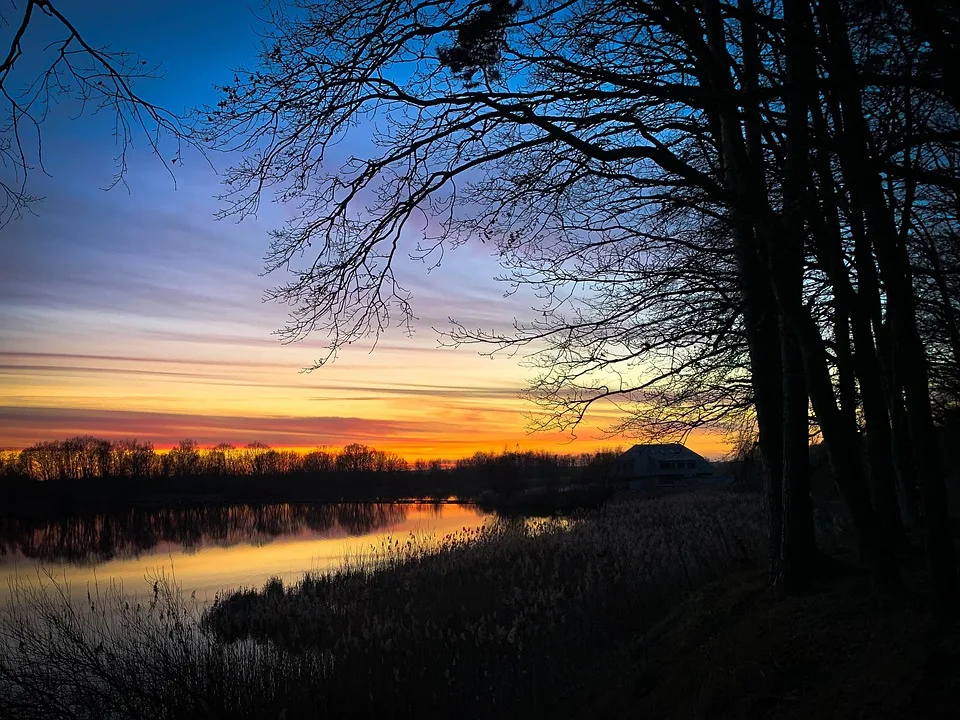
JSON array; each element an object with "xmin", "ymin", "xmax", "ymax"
[{"xmin": 617, "ymin": 443, "xmax": 715, "ymax": 492}]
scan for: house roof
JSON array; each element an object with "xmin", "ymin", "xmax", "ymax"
[{"xmin": 621, "ymin": 443, "xmax": 708, "ymax": 462}]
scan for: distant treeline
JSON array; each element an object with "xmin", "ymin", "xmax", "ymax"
[
  {"xmin": 0, "ymin": 437, "xmax": 624, "ymax": 514},
  {"xmin": 0, "ymin": 436, "xmax": 621, "ymax": 484},
  {"xmin": 0, "ymin": 438, "xmax": 408, "ymax": 481}
]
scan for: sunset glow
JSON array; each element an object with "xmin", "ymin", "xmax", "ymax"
[{"xmin": 0, "ymin": 0, "xmax": 731, "ymax": 461}]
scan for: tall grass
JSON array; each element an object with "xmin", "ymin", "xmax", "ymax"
[{"xmin": 0, "ymin": 492, "xmax": 764, "ymax": 720}]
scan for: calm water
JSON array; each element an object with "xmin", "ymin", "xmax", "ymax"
[{"xmin": 0, "ymin": 503, "xmax": 491, "ymax": 603}]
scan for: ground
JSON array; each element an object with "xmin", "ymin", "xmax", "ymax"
[{"xmin": 580, "ymin": 566, "xmax": 960, "ymax": 719}]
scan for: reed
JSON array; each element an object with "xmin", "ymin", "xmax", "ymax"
[{"xmin": 0, "ymin": 491, "xmax": 764, "ymax": 719}]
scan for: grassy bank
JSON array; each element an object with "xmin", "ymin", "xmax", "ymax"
[
  {"xmin": 0, "ymin": 492, "xmax": 763, "ymax": 719},
  {"xmin": 585, "ymin": 566, "xmax": 960, "ymax": 719}
]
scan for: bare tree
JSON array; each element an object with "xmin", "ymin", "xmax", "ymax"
[
  {"xmin": 0, "ymin": 0, "xmax": 187, "ymax": 225},
  {"xmin": 202, "ymin": 0, "xmax": 959, "ymax": 601}
]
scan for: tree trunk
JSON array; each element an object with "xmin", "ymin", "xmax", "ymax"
[
  {"xmin": 845, "ymin": 197, "xmax": 913, "ymax": 534},
  {"xmin": 708, "ymin": 0, "xmax": 791, "ymax": 587},
  {"xmin": 742, "ymin": 240, "xmax": 786, "ymax": 583},
  {"xmin": 890, "ymin": 377, "xmax": 922, "ymax": 526},
  {"xmin": 806, "ymin": 94, "xmax": 907, "ymax": 543},
  {"xmin": 773, "ymin": 262, "xmax": 892, "ymax": 576},
  {"xmin": 780, "ymin": 318, "xmax": 816, "ymax": 591},
  {"xmin": 819, "ymin": 0, "xmax": 957, "ymax": 605},
  {"xmin": 833, "ymin": 306, "xmax": 857, "ymax": 429},
  {"xmin": 777, "ymin": 0, "xmax": 827, "ymax": 592}
]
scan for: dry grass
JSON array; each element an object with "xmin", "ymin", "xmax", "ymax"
[
  {"xmin": 0, "ymin": 572, "xmax": 332, "ymax": 720},
  {"xmin": 0, "ymin": 491, "xmax": 764, "ymax": 720}
]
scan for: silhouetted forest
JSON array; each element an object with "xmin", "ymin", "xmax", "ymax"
[{"xmin": 0, "ymin": 436, "xmax": 624, "ymax": 515}]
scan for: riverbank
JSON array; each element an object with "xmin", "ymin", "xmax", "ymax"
[
  {"xmin": 0, "ymin": 472, "xmax": 617, "ymax": 520},
  {"xmin": 3, "ymin": 490, "xmax": 955, "ymax": 719},
  {"xmin": 1, "ymin": 492, "xmax": 763, "ymax": 719},
  {"xmin": 0, "ymin": 471, "xmax": 454, "ymax": 517}
]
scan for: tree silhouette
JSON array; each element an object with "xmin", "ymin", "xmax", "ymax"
[
  {"xmin": 0, "ymin": 0, "xmax": 187, "ymax": 225},
  {"xmin": 203, "ymin": 0, "xmax": 960, "ymax": 602}
]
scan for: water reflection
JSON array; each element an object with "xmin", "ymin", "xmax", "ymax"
[
  {"xmin": 0, "ymin": 503, "xmax": 454, "ymax": 566},
  {"xmin": 0, "ymin": 503, "xmax": 489, "ymax": 602}
]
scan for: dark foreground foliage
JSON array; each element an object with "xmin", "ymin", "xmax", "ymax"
[
  {"xmin": 589, "ymin": 566, "xmax": 960, "ymax": 719},
  {"xmin": 0, "ymin": 492, "xmax": 763, "ymax": 720}
]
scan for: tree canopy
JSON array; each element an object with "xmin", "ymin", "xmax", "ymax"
[{"xmin": 203, "ymin": 0, "xmax": 960, "ymax": 602}]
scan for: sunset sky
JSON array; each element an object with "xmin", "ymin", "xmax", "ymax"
[{"xmin": 1, "ymin": 0, "xmax": 729, "ymax": 460}]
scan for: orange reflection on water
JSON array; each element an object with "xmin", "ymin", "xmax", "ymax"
[{"xmin": 1, "ymin": 504, "xmax": 490, "ymax": 603}]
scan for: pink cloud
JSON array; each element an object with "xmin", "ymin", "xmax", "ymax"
[{"xmin": 0, "ymin": 406, "xmax": 428, "ymax": 450}]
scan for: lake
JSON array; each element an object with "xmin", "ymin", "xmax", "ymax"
[{"xmin": 0, "ymin": 502, "xmax": 492, "ymax": 604}]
